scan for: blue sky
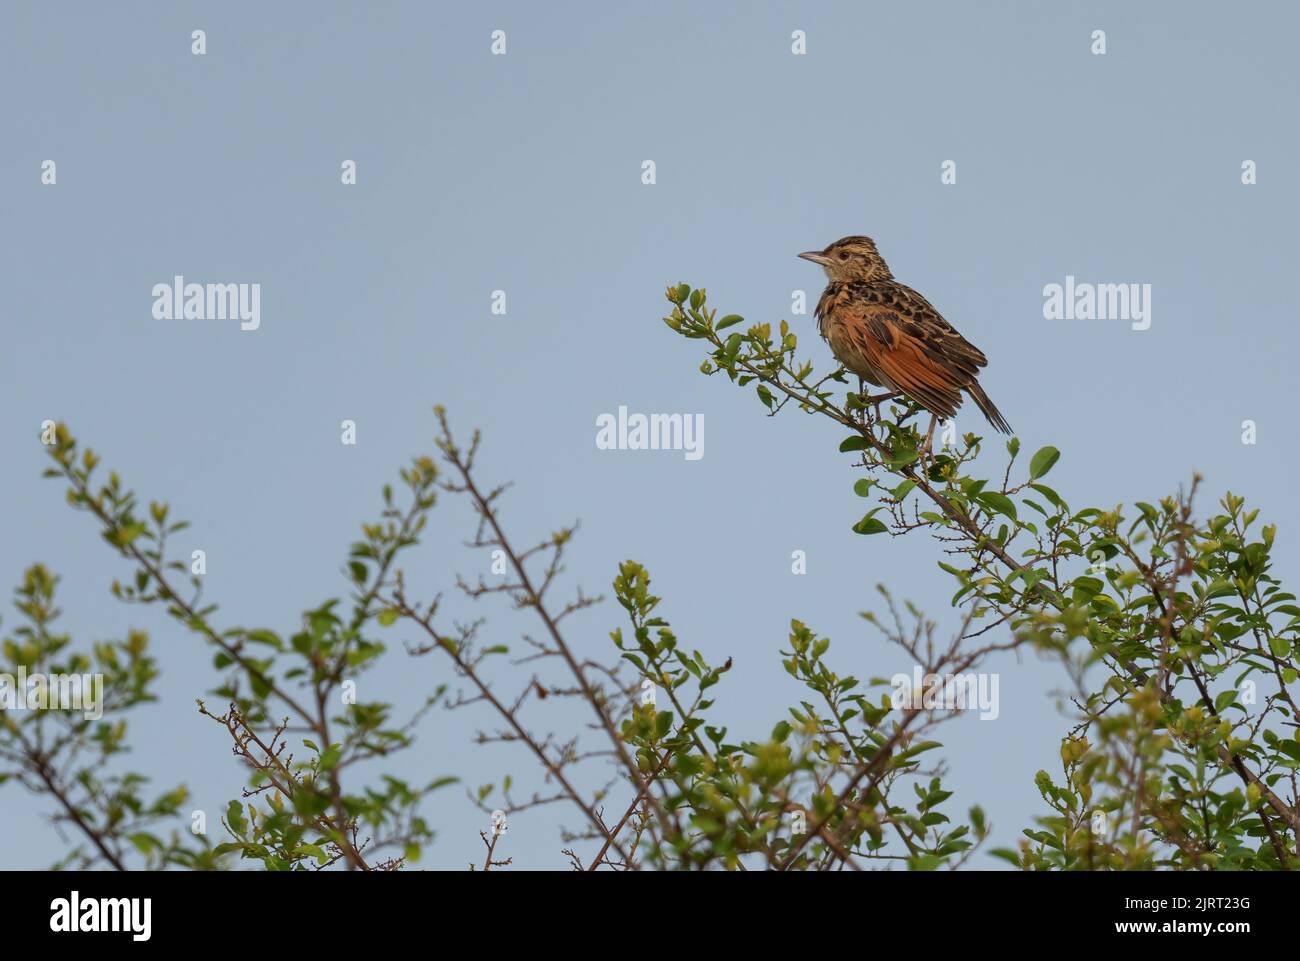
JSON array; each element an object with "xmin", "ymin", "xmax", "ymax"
[{"xmin": 2, "ymin": 0, "xmax": 1297, "ymax": 869}]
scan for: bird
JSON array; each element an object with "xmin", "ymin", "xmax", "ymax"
[{"xmin": 798, "ymin": 235, "xmax": 1011, "ymax": 456}]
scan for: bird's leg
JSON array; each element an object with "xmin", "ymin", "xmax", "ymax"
[
  {"xmin": 920, "ymin": 414, "xmax": 938, "ymax": 476},
  {"xmin": 861, "ymin": 390, "xmax": 898, "ymax": 425}
]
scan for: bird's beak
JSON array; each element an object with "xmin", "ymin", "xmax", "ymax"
[{"xmin": 798, "ymin": 250, "xmax": 833, "ymax": 267}]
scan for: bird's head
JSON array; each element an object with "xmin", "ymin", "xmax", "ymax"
[{"xmin": 798, "ymin": 236, "xmax": 893, "ymax": 283}]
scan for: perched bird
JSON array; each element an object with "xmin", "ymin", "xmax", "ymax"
[{"xmin": 799, "ymin": 235, "xmax": 1011, "ymax": 453}]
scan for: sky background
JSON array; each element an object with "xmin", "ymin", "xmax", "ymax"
[{"xmin": 2, "ymin": 0, "xmax": 1297, "ymax": 869}]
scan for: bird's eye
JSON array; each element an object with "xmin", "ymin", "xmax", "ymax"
[{"xmin": 838, "ymin": 252, "xmax": 849, "ymax": 260}]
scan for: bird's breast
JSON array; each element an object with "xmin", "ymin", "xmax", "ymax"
[{"xmin": 820, "ymin": 311, "xmax": 889, "ymax": 388}]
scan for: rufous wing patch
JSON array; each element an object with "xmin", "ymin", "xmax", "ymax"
[{"xmin": 872, "ymin": 329, "xmax": 962, "ymax": 420}]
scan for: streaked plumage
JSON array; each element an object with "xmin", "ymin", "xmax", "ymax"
[{"xmin": 799, "ymin": 236, "xmax": 1011, "ymax": 435}]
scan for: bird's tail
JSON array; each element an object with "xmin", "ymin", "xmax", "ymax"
[{"xmin": 967, "ymin": 381, "xmax": 1012, "ymax": 434}]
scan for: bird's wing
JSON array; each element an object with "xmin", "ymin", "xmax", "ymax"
[
  {"xmin": 863, "ymin": 282, "xmax": 982, "ymax": 377},
  {"xmin": 857, "ymin": 282, "xmax": 989, "ymax": 380},
  {"xmin": 838, "ymin": 288, "xmax": 965, "ymax": 420}
]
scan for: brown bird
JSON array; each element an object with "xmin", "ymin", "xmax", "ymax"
[{"xmin": 799, "ymin": 235, "xmax": 1011, "ymax": 454}]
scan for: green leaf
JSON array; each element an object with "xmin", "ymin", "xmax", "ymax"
[
  {"xmin": 129, "ymin": 833, "xmax": 157, "ymax": 855},
  {"xmin": 852, "ymin": 513, "xmax": 888, "ymax": 535},
  {"xmin": 1029, "ymin": 483, "xmax": 1064, "ymax": 510},
  {"xmin": 1071, "ymin": 576, "xmax": 1104, "ymax": 599},
  {"xmin": 887, "ymin": 446, "xmax": 919, "ymax": 468},
  {"xmin": 839, "ymin": 435, "xmax": 868, "ymax": 453},
  {"xmin": 989, "ymin": 848, "xmax": 1022, "ymax": 867},
  {"xmin": 715, "ymin": 314, "xmax": 744, "ymax": 331},
  {"xmin": 722, "ymin": 333, "xmax": 743, "ymax": 362},
  {"xmin": 246, "ymin": 629, "xmax": 282, "ymax": 649},
  {"xmin": 226, "ymin": 799, "xmax": 247, "ymax": 833},
  {"xmin": 1029, "ymin": 446, "xmax": 1060, "ymax": 479},
  {"xmin": 978, "ymin": 492, "xmax": 1017, "ymax": 521}
]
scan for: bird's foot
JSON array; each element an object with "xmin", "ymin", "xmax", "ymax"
[{"xmin": 857, "ymin": 391, "xmax": 897, "ymax": 428}]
